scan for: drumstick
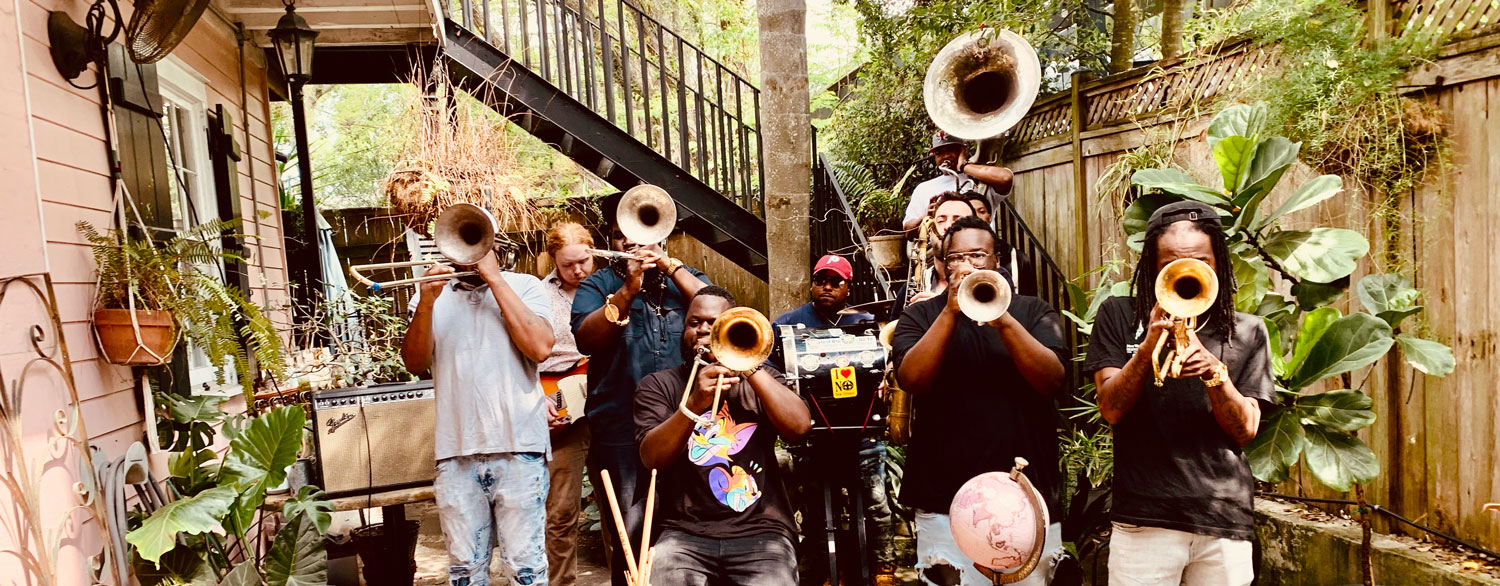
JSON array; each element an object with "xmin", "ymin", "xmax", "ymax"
[
  {"xmin": 599, "ymin": 469, "xmax": 640, "ymax": 583},
  {"xmin": 638, "ymin": 470, "xmax": 658, "ymax": 586}
]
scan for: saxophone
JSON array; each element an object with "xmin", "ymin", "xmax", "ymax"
[{"xmin": 881, "ymin": 217, "xmax": 930, "ymax": 446}]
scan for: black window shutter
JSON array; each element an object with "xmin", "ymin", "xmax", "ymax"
[
  {"xmin": 106, "ymin": 44, "xmax": 175, "ymax": 233},
  {"xmin": 207, "ymin": 104, "xmax": 251, "ymax": 292}
]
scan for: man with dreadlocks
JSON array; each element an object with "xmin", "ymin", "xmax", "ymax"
[{"xmin": 1083, "ymin": 201, "xmax": 1274, "ymax": 586}]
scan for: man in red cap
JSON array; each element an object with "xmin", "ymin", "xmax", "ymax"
[
  {"xmin": 902, "ymin": 131, "xmax": 1015, "ymax": 233},
  {"xmin": 772, "ymin": 255, "xmax": 897, "ymax": 586}
]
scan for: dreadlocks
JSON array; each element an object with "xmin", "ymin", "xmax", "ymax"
[{"xmin": 1130, "ymin": 217, "xmax": 1238, "ymax": 336}]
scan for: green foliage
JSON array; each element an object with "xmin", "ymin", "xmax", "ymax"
[
  {"xmin": 128, "ymin": 405, "xmax": 332, "ymax": 585},
  {"xmin": 78, "ymin": 220, "xmax": 286, "ymax": 398},
  {"xmin": 287, "ymin": 292, "xmax": 416, "ymax": 387},
  {"xmin": 828, "ymin": 159, "xmax": 917, "ymax": 235}
]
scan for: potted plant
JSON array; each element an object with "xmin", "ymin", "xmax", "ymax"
[
  {"xmin": 833, "ymin": 161, "xmax": 910, "ymax": 268},
  {"xmin": 79, "ymin": 220, "xmax": 286, "ymax": 393}
]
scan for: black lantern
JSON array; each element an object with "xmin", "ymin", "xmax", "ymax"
[{"xmin": 268, "ymin": 1, "xmax": 318, "ymax": 85}]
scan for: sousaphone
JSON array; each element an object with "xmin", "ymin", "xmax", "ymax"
[{"xmin": 924, "ymin": 29, "xmax": 1043, "ymax": 140}]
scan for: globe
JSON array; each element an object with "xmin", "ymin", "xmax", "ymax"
[{"xmin": 949, "ymin": 471, "xmax": 1049, "ymax": 573}]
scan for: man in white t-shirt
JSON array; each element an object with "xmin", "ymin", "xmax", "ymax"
[
  {"xmin": 902, "ymin": 130, "xmax": 1016, "ymax": 233},
  {"xmin": 402, "ymin": 250, "xmax": 556, "ymax": 586}
]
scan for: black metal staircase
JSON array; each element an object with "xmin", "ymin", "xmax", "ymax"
[{"xmin": 437, "ymin": 0, "xmax": 768, "ymax": 278}]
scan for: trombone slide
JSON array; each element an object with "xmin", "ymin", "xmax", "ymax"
[{"xmin": 348, "ymin": 259, "xmax": 475, "ymax": 292}]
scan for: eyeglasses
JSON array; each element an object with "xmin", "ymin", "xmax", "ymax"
[
  {"xmin": 943, "ymin": 251, "xmax": 992, "ymax": 266},
  {"xmin": 812, "ymin": 275, "xmax": 847, "ymax": 288}
]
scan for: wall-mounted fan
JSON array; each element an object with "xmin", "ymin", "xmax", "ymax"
[
  {"xmin": 124, "ymin": 0, "xmax": 215, "ymax": 63},
  {"xmin": 48, "ymin": 0, "xmax": 211, "ymax": 81}
]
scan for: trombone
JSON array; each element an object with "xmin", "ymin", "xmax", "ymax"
[
  {"xmin": 349, "ymin": 203, "xmax": 498, "ymax": 292},
  {"xmin": 1151, "ymin": 258, "xmax": 1219, "ymax": 386},
  {"xmin": 586, "ymin": 184, "xmax": 680, "ymax": 261}
]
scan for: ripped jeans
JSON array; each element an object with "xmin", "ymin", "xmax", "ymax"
[
  {"xmin": 435, "ymin": 453, "xmax": 550, "ymax": 586},
  {"xmin": 914, "ymin": 510, "xmax": 1063, "ymax": 586}
]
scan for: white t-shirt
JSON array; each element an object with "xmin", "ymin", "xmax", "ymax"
[
  {"xmin": 409, "ymin": 273, "xmax": 553, "ymax": 461},
  {"xmin": 902, "ymin": 173, "xmax": 1004, "ymax": 225}
]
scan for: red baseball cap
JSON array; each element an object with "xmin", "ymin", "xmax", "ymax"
[{"xmin": 813, "ymin": 254, "xmax": 853, "ymax": 280}]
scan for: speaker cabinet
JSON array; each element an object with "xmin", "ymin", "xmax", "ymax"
[{"xmin": 311, "ymin": 381, "xmax": 436, "ymax": 496}]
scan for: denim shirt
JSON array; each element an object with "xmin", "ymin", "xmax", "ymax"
[{"xmin": 570, "ymin": 267, "xmax": 710, "ymax": 446}]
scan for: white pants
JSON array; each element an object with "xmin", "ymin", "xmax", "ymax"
[
  {"xmin": 1107, "ymin": 522, "xmax": 1253, "ymax": 586},
  {"xmin": 914, "ymin": 510, "xmax": 1063, "ymax": 586}
]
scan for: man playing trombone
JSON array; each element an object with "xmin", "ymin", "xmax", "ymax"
[
  {"xmin": 635, "ymin": 286, "xmax": 810, "ymax": 585},
  {"xmin": 891, "ymin": 216, "xmax": 1067, "ymax": 586},
  {"xmin": 401, "ymin": 247, "xmax": 556, "ymax": 586},
  {"xmin": 1083, "ymin": 201, "xmax": 1272, "ymax": 586},
  {"xmin": 572, "ymin": 198, "xmax": 710, "ymax": 586}
]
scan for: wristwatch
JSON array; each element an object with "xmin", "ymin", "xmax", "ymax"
[
  {"xmin": 603, "ymin": 293, "xmax": 630, "ymax": 326},
  {"xmin": 665, "ymin": 257, "xmax": 685, "ymax": 276},
  {"xmin": 957, "ymin": 160, "xmax": 969, "ymax": 174},
  {"xmin": 1203, "ymin": 362, "xmax": 1230, "ymax": 388}
]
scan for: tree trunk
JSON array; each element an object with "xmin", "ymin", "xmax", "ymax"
[
  {"xmin": 1355, "ymin": 483, "xmax": 1376, "ymax": 586},
  {"xmin": 1161, "ymin": 0, "xmax": 1186, "ymax": 61},
  {"xmin": 1109, "ymin": 0, "xmax": 1137, "ymax": 74},
  {"xmin": 757, "ymin": 0, "xmax": 812, "ymax": 317}
]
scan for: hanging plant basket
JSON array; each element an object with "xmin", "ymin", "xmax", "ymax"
[
  {"xmin": 93, "ymin": 308, "xmax": 178, "ymax": 366},
  {"xmin": 867, "ymin": 234, "xmax": 907, "ymax": 269}
]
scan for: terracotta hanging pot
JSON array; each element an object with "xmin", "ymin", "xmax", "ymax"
[{"xmin": 93, "ymin": 308, "xmax": 177, "ymax": 366}]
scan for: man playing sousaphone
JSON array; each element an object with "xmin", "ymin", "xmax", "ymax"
[
  {"xmin": 1084, "ymin": 201, "xmax": 1273, "ymax": 586},
  {"xmin": 572, "ymin": 187, "xmax": 711, "ymax": 586},
  {"xmin": 635, "ymin": 287, "xmax": 811, "ymax": 585},
  {"xmin": 890, "ymin": 216, "xmax": 1068, "ymax": 585}
]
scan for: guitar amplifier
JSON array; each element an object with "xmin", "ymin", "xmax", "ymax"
[
  {"xmin": 777, "ymin": 323, "xmax": 887, "ymax": 436},
  {"xmin": 310, "ymin": 381, "xmax": 436, "ymax": 496}
]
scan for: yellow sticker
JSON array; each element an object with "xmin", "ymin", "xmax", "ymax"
[{"xmin": 831, "ymin": 366, "xmax": 858, "ymax": 399}]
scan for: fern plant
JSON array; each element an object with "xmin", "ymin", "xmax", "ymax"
[{"xmin": 79, "ymin": 220, "xmax": 287, "ymax": 397}]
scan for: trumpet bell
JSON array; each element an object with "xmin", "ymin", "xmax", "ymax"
[
  {"xmin": 956, "ymin": 270, "xmax": 1013, "ymax": 323},
  {"xmin": 434, "ymin": 203, "xmax": 498, "ymax": 265},
  {"xmin": 923, "ymin": 29, "xmax": 1042, "ymax": 141},
  {"xmin": 618, "ymin": 184, "xmax": 677, "ymax": 245},
  {"xmin": 1155, "ymin": 258, "xmax": 1219, "ymax": 318},
  {"xmin": 709, "ymin": 307, "xmax": 774, "ymax": 373}
]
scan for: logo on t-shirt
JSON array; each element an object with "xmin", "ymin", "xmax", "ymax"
[
  {"xmin": 686, "ymin": 403, "xmax": 762, "ymax": 512},
  {"xmin": 1125, "ymin": 323, "xmax": 1145, "ymax": 354}
]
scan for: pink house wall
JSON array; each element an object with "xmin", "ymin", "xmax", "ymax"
[{"xmin": 0, "ymin": 0, "xmax": 289, "ymax": 581}]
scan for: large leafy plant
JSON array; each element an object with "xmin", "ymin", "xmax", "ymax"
[
  {"xmin": 129, "ymin": 402, "xmax": 331, "ymax": 586},
  {"xmin": 79, "ymin": 220, "xmax": 287, "ymax": 398},
  {"xmin": 1120, "ymin": 102, "xmax": 1454, "ymax": 493}
]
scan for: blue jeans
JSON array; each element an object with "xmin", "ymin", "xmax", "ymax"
[
  {"xmin": 435, "ymin": 453, "xmax": 550, "ymax": 586},
  {"xmin": 587, "ymin": 443, "xmax": 646, "ymax": 586},
  {"xmin": 648, "ymin": 529, "xmax": 798, "ymax": 586}
]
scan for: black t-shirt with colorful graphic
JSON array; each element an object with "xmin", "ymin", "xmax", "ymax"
[{"xmin": 634, "ymin": 362, "xmax": 798, "ymax": 542}]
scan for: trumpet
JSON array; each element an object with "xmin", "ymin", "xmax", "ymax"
[
  {"xmin": 955, "ymin": 269, "xmax": 1013, "ymax": 324},
  {"xmin": 587, "ymin": 248, "xmax": 648, "ymax": 261},
  {"xmin": 1151, "ymin": 258, "xmax": 1219, "ymax": 386},
  {"xmin": 349, "ymin": 203, "xmax": 498, "ymax": 292}
]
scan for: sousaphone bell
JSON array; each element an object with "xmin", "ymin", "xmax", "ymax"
[{"xmin": 924, "ymin": 29, "xmax": 1043, "ymax": 140}]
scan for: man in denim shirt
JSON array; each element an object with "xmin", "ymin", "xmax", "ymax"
[{"xmin": 572, "ymin": 222, "xmax": 709, "ymax": 586}]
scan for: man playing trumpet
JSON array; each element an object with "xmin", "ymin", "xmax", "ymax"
[
  {"xmin": 891, "ymin": 216, "xmax": 1068, "ymax": 585},
  {"xmin": 635, "ymin": 286, "xmax": 811, "ymax": 585},
  {"xmin": 1083, "ymin": 201, "xmax": 1273, "ymax": 586},
  {"xmin": 572, "ymin": 200, "xmax": 710, "ymax": 586}
]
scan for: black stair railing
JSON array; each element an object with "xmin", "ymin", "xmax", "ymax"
[
  {"xmin": 812, "ymin": 152, "xmax": 893, "ymax": 307},
  {"xmin": 993, "ymin": 198, "xmax": 1081, "ymax": 390},
  {"xmin": 445, "ymin": 0, "xmax": 764, "ymax": 216}
]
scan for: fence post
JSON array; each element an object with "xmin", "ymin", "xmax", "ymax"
[
  {"xmin": 1368, "ymin": 0, "xmax": 1392, "ymax": 40},
  {"xmin": 1070, "ymin": 71, "xmax": 1090, "ymax": 283}
]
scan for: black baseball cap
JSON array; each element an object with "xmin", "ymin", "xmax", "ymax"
[{"xmin": 1146, "ymin": 200, "xmax": 1222, "ymax": 233}]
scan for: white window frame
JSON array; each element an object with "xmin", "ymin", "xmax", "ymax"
[{"xmin": 156, "ymin": 57, "xmax": 238, "ymax": 397}]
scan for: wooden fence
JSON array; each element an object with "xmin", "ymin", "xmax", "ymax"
[{"xmin": 996, "ymin": 26, "xmax": 1500, "ymax": 551}]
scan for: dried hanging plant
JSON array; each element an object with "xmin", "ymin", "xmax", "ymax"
[{"xmin": 383, "ymin": 63, "xmax": 544, "ymax": 236}]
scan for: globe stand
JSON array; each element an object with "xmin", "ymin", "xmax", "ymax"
[{"xmin": 972, "ymin": 458, "xmax": 1048, "ymax": 585}]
